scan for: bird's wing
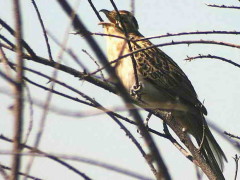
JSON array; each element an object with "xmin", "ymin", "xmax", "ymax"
[{"xmin": 131, "ymin": 39, "xmax": 207, "ymax": 115}]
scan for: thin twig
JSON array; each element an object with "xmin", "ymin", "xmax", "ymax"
[
  {"xmin": 185, "ymin": 54, "xmax": 240, "ymax": 68},
  {"xmin": 206, "ymin": 4, "xmax": 240, "ymax": 10},
  {"xmin": 31, "ymin": 0, "xmax": 53, "ymax": 61},
  {"xmin": 207, "ymin": 120, "xmax": 240, "ymax": 152},
  {"xmin": 130, "ymin": 0, "xmax": 135, "ymax": 15},
  {"xmin": 134, "ymin": 30, "xmax": 240, "ymax": 42},
  {"xmin": 163, "ymin": 122, "xmax": 192, "ymax": 161},
  {"xmin": 233, "ymin": 155, "xmax": 240, "ymax": 180},
  {"xmin": 90, "ymin": 39, "xmax": 240, "ymax": 76},
  {"xmin": 23, "ymin": 86, "xmax": 34, "ymax": 144},
  {"xmin": 0, "ymin": 162, "xmax": 9, "ymax": 180},
  {"xmin": 91, "ymin": 30, "xmax": 240, "ymax": 42},
  {"xmin": 1, "ymin": 43, "xmax": 116, "ymax": 94},
  {"xmin": 0, "ymin": 18, "xmax": 37, "ymax": 57},
  {"xmin": 48, "ymin": 32, "xmax": 87, "ymax": 71},
  {"xmin": 82, "ymin": 49, "xmax": 105, "ymax": 80},
  {"xmin": 0, "ymin": 164, "xmax": 42, "ymax": 180},
  {"xmin": 87, "ymin": 0, "xmax": 103, "ymax": 21},
  {"xmin": 0, "ymin": 41, "xmax": 13, "ymax": 78},
  {"xmin": 224, "ymin": 132, "xmax": 240, "ymax": 140}
]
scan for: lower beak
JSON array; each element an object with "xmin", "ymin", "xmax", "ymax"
[{"xmin": 98, "ymin": 22, "xmax": 113, "ymax": 26}]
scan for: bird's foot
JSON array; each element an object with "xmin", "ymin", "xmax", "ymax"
[
  {"xmin": 144, "ymin": 112, "xmax": 152, "ymax": 129},
  {"xmin": 130, "ymin": 82, "xmax": 143, "ymax": 101}
]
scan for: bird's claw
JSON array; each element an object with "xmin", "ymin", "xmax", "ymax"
[{"xmin": 130, "ymin": 82, "xmax": 143, "ymax": 100}]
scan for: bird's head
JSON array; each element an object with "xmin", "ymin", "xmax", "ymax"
[{"xmin": 99, "ymin": 9, "xmax": 139, "ymax": 34}]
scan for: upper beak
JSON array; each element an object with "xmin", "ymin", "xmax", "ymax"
[
  {"xmin": 99, "ymin": 9, "xmax": 110, "ymax": 26},
  {"xmin": 99, "ymin": 9, "xmax": 110, "ymax": 15}
]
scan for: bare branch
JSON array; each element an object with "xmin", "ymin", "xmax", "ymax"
[
  {"xmin": 91, "ymin": 39, "xmax": 240, "ymax": 76},
  {"xmin": 134, "ymin": 30, "xmax": 240, "ymax": 42},
  {"xmin": 163, "ymin": 123, "xmax": 192, "ymax": 162},
  {"xmin": 23, "ymin": 86, "xmax": 34, "ymax": 144},
  {"xmin": 90, "ymin": 30, "xmax": 240, "ymax": 42},
  {"xmin": 31, "ymin": 0, "xmax": 53, "ymax": 61},
  {"xmin": 82, "ymin": 49, "xmax": 105, "ymax": 81},
  {"xmin": 87, "ymin": 0, "xmax": 103, "ymax": 22},
  {"xmin": 11, "ymin": 1, "xmax": 24, "ymax": 179},
  {"xmin": 130, "ymin": 0, "xmax": 135, "ymax": 14},
  {"xmin": 233, "ymin": 154, "xmax": 240, "ymax": 180},
  {"xmin": 0, "ymin": 164, "xmax": 42, "ymax": 180},
  {"xmin": 224, "ymin": 132, "xmax": 240, "ymax": 140},
  {"xmin": 185, "ymin": 54, "xmax": 240, "ymax": 68},
  {"xmin": 48, "ymin": 32, "xmax": 87, "ymax": 71},
  {"xmin": 0, "ymin": 162, "xmax": 9, "ymax": 180},
  {"xmin": 206, "ymin": 4, "xmax": 240, "ymax": 10},
  {"xmin": 0, "ymin": 41, "xmax": 14, "ymax": 78},
  {"xmin": 207, "ymin": 121, "xmax": 240, "ymax": 152},
  {"xmin": 0, "ymin": 18, "xmax": 37, "ymax": 57}
]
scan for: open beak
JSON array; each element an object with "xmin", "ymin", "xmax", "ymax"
[{"xmin": 99, "ymin": 9, "xmax": 116, "ymax": 24}]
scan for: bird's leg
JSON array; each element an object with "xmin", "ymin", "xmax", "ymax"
[
  {"xmin": 144, "ymin": 112, "xmax": 152, "ymax": 129},
  {"xmin": 130, "ymin": 81, "xmax": 143, "ymax": 101}
]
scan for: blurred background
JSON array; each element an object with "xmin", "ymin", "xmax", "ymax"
[{"xmin": 0, "ymin": 0, "xmax": 239, "ymax": 179}]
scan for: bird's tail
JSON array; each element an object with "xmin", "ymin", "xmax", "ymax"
[
  {"xmin": 195, "ymin": 120, "xmax": 227, "ymax": 180},
  {"xmin": 175, "ymin": 111, "xmax": 227, "ymax": 179},
  {"xmin": 188, "ymin": 112, "xmax": 227, "ymax": 180}
]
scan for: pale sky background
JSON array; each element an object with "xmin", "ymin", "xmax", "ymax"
[{"xmin": 0, "ymin": 0, "xmax": 240, "ymax": 180}]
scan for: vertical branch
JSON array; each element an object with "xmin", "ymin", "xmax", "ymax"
[
  {"xmin": 234, "ymin": 155, "xmax": 239, "ymax": 180},
  {"xmin": 31, "ymin": 0, "xmax": 53, "ymax": 61},
  {"xmin": 87, "ymin": 0, "xmax": 103, "ymax": 21},
  {"xmin": 130, "ymin": 0, "xmax": 135, "ymax": 14},
  {"xmin": 11, "ymin": 0, "xmax": 24, "ymax": 180}
]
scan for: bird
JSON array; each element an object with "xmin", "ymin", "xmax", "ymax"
[{"xmin": 99, "ymin": 9, "xmax": 227, "ymax": 178}]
